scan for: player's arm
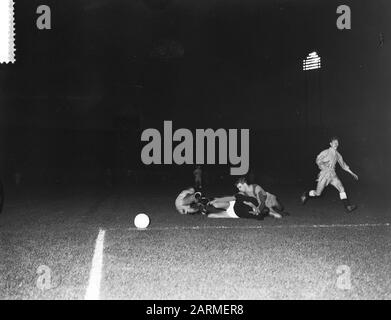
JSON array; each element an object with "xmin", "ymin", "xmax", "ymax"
[
  {"xmin": 338, "ymin": 152, "xmax": 358, "ymax": 180},
  {"xmin": 243, "ymin": 201, "xmax": 259, "ymax": 215}
]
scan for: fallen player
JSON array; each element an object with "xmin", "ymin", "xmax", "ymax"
[
  {"xmin": 206, "ymin": 193, "xmax": 268, "ymax": 219},
  {"xmin": 174, "ymin": 187, "xmax": 223, "ymax": 215},
  {"xmin": 234, "ymin": 176, "xmax": 289, "ymax": 218},
  {"xmin": 175, "ymin": 187, "xmax": 202, "ymax": 215}
]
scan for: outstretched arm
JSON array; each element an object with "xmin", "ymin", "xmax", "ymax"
[{"xmin": 338, "ymin": 153, "xmax": 358, "ymax": 180}]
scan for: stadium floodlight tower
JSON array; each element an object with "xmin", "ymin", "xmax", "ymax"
[{"xmin": 303, "ymin": 51, "xmax": 321, "ymax": 71}]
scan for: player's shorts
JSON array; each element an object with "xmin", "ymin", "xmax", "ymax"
[
  {"xmin": 226, "ymin": 201, "xmax": 239, "ymax": 218},
  {"xmin": 317, "ymin": 169, "xmax": 340, "ymax": 186}
]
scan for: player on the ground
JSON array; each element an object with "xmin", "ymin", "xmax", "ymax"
[
  {"xmin": 235, "ymin": 177, "xmax": 289, "ymax": 219},
  {"xmin": 176, "ymin": 187, "xmax": 230, "ymax": 215},
  {"xmin": 174, "ymin": 187, "xmax": 256, "ymax": 217},
  {"xmin": 207, "ymin": 193, "xmax": 267, "ymax": 219},
  {"xmin": 301, "ymin": 136, "xmax": 358, "ymax": 212},
  {"xmin": 175, "ymin": 187, "xmax": 201, "ymax": 214}
]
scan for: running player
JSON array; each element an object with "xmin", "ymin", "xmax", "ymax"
[{"xmin": 301, "ymin": 136, "xmax": 358, "ymax": 212}]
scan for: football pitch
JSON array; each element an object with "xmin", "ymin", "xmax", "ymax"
[{"xmin": 0, "ymin": 184, "xmax": 390, "ymax": 300}]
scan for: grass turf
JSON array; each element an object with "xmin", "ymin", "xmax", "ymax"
[{"xmin": 0, "ymin": 184, "xmax": 390, "ymax": 299}]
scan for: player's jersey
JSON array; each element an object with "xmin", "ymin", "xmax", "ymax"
[
  {"xmin": 315, "ymin": 148, "xmax": 349, "ymax": 184},
  {"xmin": 247, "ymin": 185, "xmax": 278, "ymax": 209},
  {"xmin": 316, "ymin": 148, "xmax": 349, "ymax": 171},
  {"xmin": 248, "ymin": 184, "xmax": 266, "ymax": 197}
]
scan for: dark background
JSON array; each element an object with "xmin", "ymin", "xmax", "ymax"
[{"xmin": 0, "ymin": 0, "xmax": 390, "ymax": 189}]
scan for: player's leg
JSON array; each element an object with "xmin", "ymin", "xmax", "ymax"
[
  {"xmin": 268, "ymin": 209, "xmax": 282, "ymax": 219},
  {"xmin": 207, "ymin": 201, "xmax": 238, "ymax": 218},
  {"xmin": 192, "ymin": 198, "xmax": 229, "ymax": 215},
  {"xmin": 210, "ymin": 201, "xmax": 230, "ymax": 210},
  {"xmin": 301, "ymin": 178, "xmax": 327, "ymax": 204},
  {"xmin": 330, "ymin": 178, "xmax": 357, "ymax": 212},
  {"xmin": 264, "ymin": 193, "xmax": 282, "ymax": 218},
  {"xmin": 208, "ymin": 201, "xmax": 239, "ymax": 219},
  {"xmin": 270, "ymin": 197, "xmax": 290, "ymax": 216}
]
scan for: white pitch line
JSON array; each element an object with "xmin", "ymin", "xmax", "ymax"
[
  {"xmin": 116, "ymin": 222, "xmax": 391, "ymax": 232},
  {"xmin": 85, "ymin": 229, "xmax": 105, "ymax": 300}
]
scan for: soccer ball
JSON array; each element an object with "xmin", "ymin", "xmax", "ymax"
[{"xmin": 134, "ymin": 213, "xmax": 150, "ymax": 229}]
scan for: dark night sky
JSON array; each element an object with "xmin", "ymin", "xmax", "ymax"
[{"xmin": 0, "ymin": 0, "xmax": 390, "ymax": 185}]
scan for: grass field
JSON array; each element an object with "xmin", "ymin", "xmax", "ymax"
[{"xmin": 0, "ymin": 183, "xmax": 390, "ymax": 300}]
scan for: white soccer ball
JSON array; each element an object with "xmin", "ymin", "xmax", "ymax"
[{"xmin": 134, "ymin": 213, "xmax": 150, "ymax": 229}]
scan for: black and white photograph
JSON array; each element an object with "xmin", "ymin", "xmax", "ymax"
[{"xmin": 0, "ymin": 0, "xmax": 390, "ymax": 303}]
